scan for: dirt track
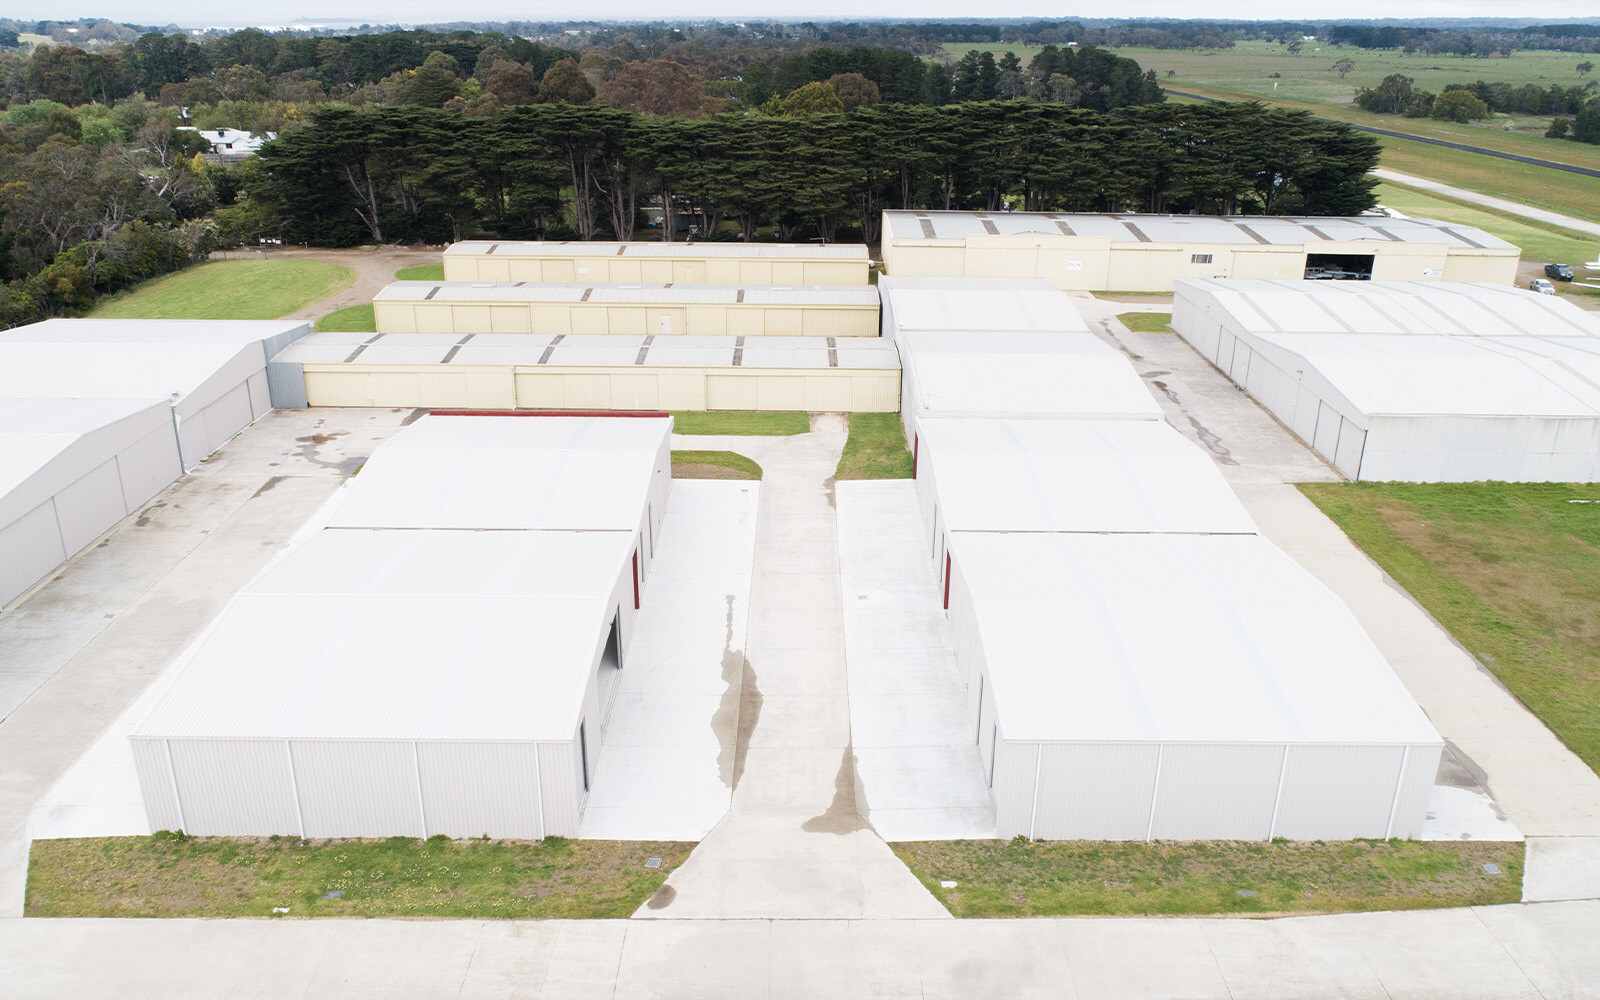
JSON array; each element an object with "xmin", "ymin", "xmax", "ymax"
[{"xmin": 209, "ymin": 245, "xmax": 441, "ymax": 325}]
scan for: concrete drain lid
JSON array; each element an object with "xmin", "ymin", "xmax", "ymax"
[
  {"xmin": 939, "ymin": 880, "xmax": 957, "ymax": 889},
  {"xmin": 1236, "ymin": 889, "xmax": 1256, "ymax": 898},
  {"xmin": 645, "ymin": 857, "xmax": 662, "ymax": 869},
  {"xmin": 323, "ymin": 890, "xmax": 344, "ymax": 899},
  {"xmin": 1483, "ymin": 863, "xmax": 1502, "ymax": 875}
]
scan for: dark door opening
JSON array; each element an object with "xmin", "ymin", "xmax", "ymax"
[
  {"xmin": 1305, "ymin": 253, "xmax": 1374, "ymax": 280},
  {"xmin": 579, "ymin": 719, "xmax": 590, "ymax": 793},
  {"xmin": 597, "ymin": 611, "xmax": 623, "ymax": 732}
]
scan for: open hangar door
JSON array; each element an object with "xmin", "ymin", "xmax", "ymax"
[{"xmin": 1305, "ymin": 253, "xmax": 1374, "ymax": 280}]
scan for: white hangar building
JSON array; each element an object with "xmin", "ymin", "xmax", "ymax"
[
  {"xmin": 1172, "ymin": 279, "xmax": 1600, "ymax": 481},
  {"xmin": 443, "ymin": 240, "xmax": 870, "ymax": 285},
  {"xmin": 129, "ymin": 415, "xmax": 672, "ymax": 839},
  {"xmin": 881, "ymin": 210, "xmax": 1519, "ymax": 291},
  {"xmin": 0, "ymin": 319, "xmax": 309, "ymax": 608}
]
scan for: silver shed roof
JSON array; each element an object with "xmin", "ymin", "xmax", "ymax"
[
  {"xmin": 374, "ymin": 281, "xmax": 880, "ymax": 306},
  {"xmin": 879, "ymin": 275, "xmax": 1091, "ymax": 335},
  {"xmin": 883, "ymin": 210, "xmax": 1515, "ymax": 252},
  {"xmin": 276, "ymin": 333, "xmax": 901, "ymax": 370},
  {"xmin": 446, "ymin": 240, "xmax": 869, "ymax": 261}
]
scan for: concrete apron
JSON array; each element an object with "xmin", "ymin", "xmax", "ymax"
[{"xmin": 638, "ymin": 417, "xmax": 948, "ymax": 919}]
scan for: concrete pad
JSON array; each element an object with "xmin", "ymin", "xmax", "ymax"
[
  {"xmin": 1201, "ymin": 913, "xmax": 1389, "ymax": 1000},
  {"xmin": 1423, "ymin": 785, "xmax": 1523, "ymax": 843},
  {"xmin": 150, "ymin": 920, "xmax": 336, "ymax": 1000},
  {"xmin": 1336, "ymin": 907, "xmax": 1543, "ymax": 999},
  {"xmin": 0, "ymin": 918, "xmax": 200, "ymax": 999},
  {"xmin": 1474, "ymin": 900, "xmax": 1600, "ymax": 1000},
  {"xmin": 454, "ymin": 921, "xmax": 563, "ymax": 1000},
  {"xmin": 612, "ymin": 920, "xmax": 774, "ymax": 1000},
  {"xmin": 913, "ymin": 919, "xmax": 1075, "ymax": 1000},
  {"xmin": 300, "ymin": 920, "xmax": 484, "ymax": 1000},
  {"xmin": 1522, "ymin": 837, "xmax": 1600, "ymax": 902},
  {"xmin": 1058, "ymin": 919, "xmax": 1233, "ymax": 1000}
]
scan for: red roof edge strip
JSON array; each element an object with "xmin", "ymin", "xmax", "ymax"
[{"xmin": 427, "ymin": 409, "xmax": 672, "ymax": 419}]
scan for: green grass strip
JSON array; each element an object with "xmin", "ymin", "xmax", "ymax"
[
  {"xmin": 671, "ymin": 450, "xmax": 762, "ymax": 480},
  {"xmin": 315, "ymin": 303, "xmax": 376, "ymax": 333},
  {"xmin": 395, "ymin": 263, "xmax": 446, "ymax": 281},
  {"xmin": 27, "ymin": 834, "xmax": 691, "ymax": 919},
  {"xmin": 895, "ymin": 838, "xmax": 1523, "ymax": 917},
  {"xmin": 835, "ymin": 412, "xmax": 914, "ymax": 480},
  {"xmin": 670, "ymin": 411, "xmax": 809, "ymax": 435},
  {"xmin": 1117, "ymin": 311, "xmax": 1173, "ymax": 333},
  {"xmin": 1300, "ymin": 481, "xmax": 1600, "ymax": 774}
]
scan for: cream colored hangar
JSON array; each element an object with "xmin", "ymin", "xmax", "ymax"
[
  {"xmin": 270, "ymin": 332, "xmax": 901, "ymax": 412},
  {"xmin": 373, "ymin": 281, "xmax": 881, "ymax": 337},
  {"xmin": 443, "ymin": 240, "xmax": 871, "ymax": 285},
  {"xmin": 880, "ymin": 210, "xmax": 1519, "ymax": 292}
]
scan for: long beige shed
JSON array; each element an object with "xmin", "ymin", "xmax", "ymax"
[
  {"xmin": 880, "ymin": 210, "xmax": 1519, "ymax": 292},
  {"xmin": 374, "ymin": 281, "xmax": 881, "ymax": 338},
  {"xmin": 443, "ymin": 241, "xmax": 871, "ymax": 285},
  {"xmin": 271, "ymin": 333, "xmax": 901, "ymax": 412}
]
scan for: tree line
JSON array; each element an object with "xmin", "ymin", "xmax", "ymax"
[
  {"xmin": 1354, "ymin": 72, "xmax": 1600, "ymax": 140},
  {"xmin": 250, "ymin": 101, "xmax": 1380, "ymax": 248}
]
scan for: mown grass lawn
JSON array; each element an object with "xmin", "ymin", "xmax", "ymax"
[
  {"xmin": 670, "ymin": 411, "xmax": 810, "ymax": 435},
  {"xmin": 672, "ymin": 449, "xmax": 762, "ymax": 480},
  {"xmin": 1117, "ymin": 311, "xmax": 1172, "ymax": 333},
  {"xmin": 835, "ymin": 412, "xmax": 914, "ymax": 480},
  {"xmin": 315, "ymin": 303, "xmax": 377, "ymax": 332},
  {"xmin": 895, "ymin": 838, "xmax": 1523, "ymax": 917},
  {"xmin": 1301, "ymin": 482, "xmax": 1600, "ymax": 774},
  {"xmin": 91, "ymin": 260, "xmax": 354, "ymax": 320},
  {"xmin": 395, "ymin": 263, "xmax": 445, "ymax": 281},
  {"xmin": 27, "ymin": 834, "xmax": 691, "ymax": 919}
]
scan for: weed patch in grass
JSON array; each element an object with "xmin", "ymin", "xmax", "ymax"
[
  {"xmin": 395, "ymin": 263, "xmax": 445, "ymax": 281},
  {"xmin": 672, "ymin": 450, "xmax": 761, "ymax": 480},
  {"xmin": 91, "ymin": 260, "xmax": 354, "ymax": 320},
  {"xmin": 670, "ymin": 411, "xmax": 809, "ymax": 435},
  {"xmin": 1300, "ymin": 481, "xmax": 1600, "ymax": 773},
  {"xmin": 315, "ymin": 303, "xmax": 377, "ymax": 333},
  {"xmin": 894, "ymin": 838, "xmax": 1523, "ymax": 917},
  {"xmin": 835, "ymin": 412, "xmax": 913, "ymax": 480},
  {"xmin": 1117, "ymin": 311, "xmax": 1173, "ymax": 333},
  {"xmin": 26, "ymin": 834, "xmax": 692, "ymax": 919}
]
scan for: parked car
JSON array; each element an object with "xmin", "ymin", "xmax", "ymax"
[
  {"xmin": 1545, "ymin": 263, "xmax": 1574, "ymax": 281},
  {"xmin": 1530, "ymin": 277, "xmax": 1556, "ymax": 295}
]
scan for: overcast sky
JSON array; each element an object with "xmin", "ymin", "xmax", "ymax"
[{"xmin": 5, "ymin": 0, "xmax": 1598, "ymax": 28}]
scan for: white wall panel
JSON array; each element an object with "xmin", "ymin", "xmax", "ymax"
[
  {"xmin": 246, "ymin": 368, "xmax": 272, "ymax": 418},
  {"xmin": 416, "ymin": 741, "xmax": 544, "ymax": 838},
  {"xmin": 52, "ymin": 458, "xmax": 129, "ymax": 553},
  {"xmin": 169, "ymin": 739, "xmax": 300, "ymax": 836},
  {"xmin": 991, "ymin": 739, "xmax": 1038, "ymax": 837},
  {"xmin": 1029, "ymin": 743, "xmax": 1159, "ymax": 840},
  {"xmin": 1148, "ymin": 744, "xmax": 1283, "ymax": 841},
  {"xmin": 537, "ymin": 741, "xmax": 581, "ymax": 836},
  {"xmin": 0, "ymin": 500, "xmax": 67, "ymax": 606},
  {"xmin": 1274, "ymin": 744, "xmax": 1405, "ymax": 840},
  {"xmin": 116, "ymin": 424, "xmax": 183, "ymax": 511},
  {"xmin": 1388, "ymin": 744, "xmax": 1442, "ymax": 839},
  {"xmin": 129, "ymin": 738, "xmax": 182, "ymax": 832},
  {"xmin": 292, "ymin": 740, "xmax": 424, "ymax": 838}
]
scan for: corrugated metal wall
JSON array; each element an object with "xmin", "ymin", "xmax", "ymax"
[
  {"xmin": 1148, "ymin": 744, "xmax": 1283, "ymax": 841},
  {"xmin": 292, "ymin": 741, "xmax": 425, "ymax": 839},
  {"xmin": 416, "ymin": 741, "xmax": 544, "ymax": 838},
  {"xmin": 1029, "ymin": 743, "xmax": 1161, "ymax": 840},
  {"xmin": 1274, "ymin": 743, "xmax": 1407, "ymax": 840},
  {"xmin": 168, "ymin": 739, "xmax": 300, "ymax": 836}
]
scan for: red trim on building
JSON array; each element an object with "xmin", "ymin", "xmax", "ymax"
[
  {"xmin": 632, "ymin": 550, "xmax": 641, "ymax": 609},
  {"xmin": 943, "ymin": 553, "xmax": 952, "ymax": 610}
]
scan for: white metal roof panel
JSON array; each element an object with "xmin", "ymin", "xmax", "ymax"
[
  {"xmin": 922, "ymin": 418, "xmax": 1255, "ymax": 534},
  {"xmin": 881, "ymin": 277, "xmax": 1090, "ymax": 335},
  {"xmin": 446, "ymin": 241, "xmax": 868, "ymax": 261},
  {"xmin": 955, "ymin": 532, "xmax": 1440, "ymax": 745},
  {"xmin": 327, "ymin": 415, "xmax": 669, "ymax": 530},
  {"xmin": 905, "ymin": 348, "xmax": 1161, "ymax": 421},
  {"xmin": 376, "ymin": 282, "xmax": 877, "ymax": 307}
]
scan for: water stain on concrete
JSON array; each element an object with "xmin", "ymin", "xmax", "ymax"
[
  {"xmin": 294, "ymin": 431, "xmax": 364, "ymax": 475},
  {"xmin": 645, "ymin": 884, "xmax": 676, "ymax": 910},
  {"xmin": 400, "ymin": 407, "xmax": 427, "ymax": 426},
  {"xmin": 713, "ymin": 596, "xmax": 762, "ymax": 790},
  {"xmin": 133, "ymin": 501, "xmax": 167, "ymax": 528},
  {"xmin": 250, "ymin": 475, "xmax": 287, "ymax": 499},
  {"xmin": 822, "ymin": 475, "xmax": 837, "ymax": 510},
  {"xmin": 802, "ymin": 748, "xmax": 870, "ymax": 835},
  {"xmin": 1152, "ymin": 380, "xmax": 1240, "ymax": 466},
  {"xmin": 1096, "ymin": 319, "xmax": 1144, "ymax": 361}
]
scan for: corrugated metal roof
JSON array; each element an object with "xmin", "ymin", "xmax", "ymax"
[
  {"xmin": 374, "ymin": 281, "xmax": 879, "ymax": 307},
  {"xmin": 276, "ymin": 333, "xmax": 900, "ymax": 371},
  {"xmin": 445, "ymin": 240, "xmax": 868, "ymax": 261},
  {"xmin": 131, "ymin": 529, "xmax": 635, "ymax": 742},
  {"xmin": 0, "ymin": 397, "xmax": 173, "ymax": 524},
  {"xmin": 885, "ymin": 211, "xmax": 1515, "ymax": 252},
  {"xmin": 921, "ymin": 418, "xmax": 1256, "ymax": 534},
  {"xmin": 903, "ymin": 333, "xmax": 1162, "ymax": 421},
  {"xmin": 327, "ymin": 415, "xmax": 669, "ymax": 530},
  {"xmin": 881, "ymin": 276, "xmax": 1091, "ymax": 335},
  {"xmin": 954, "ymin": 532, "xmax": 1440, "ymax": 745},
  {"xmin": 1176, "ymin": 280, "xmax": 1600, "ymax": 419}
]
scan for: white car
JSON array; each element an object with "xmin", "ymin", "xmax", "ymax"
[{"xmin": 1530, "ymin": 278, "xmax": 1556, "ymax": 295}]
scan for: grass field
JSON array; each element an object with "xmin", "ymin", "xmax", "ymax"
[
  {"xmin": 1117, "ymin": 311, "xmax": 1172, "ymax": 333},
  {"xmin": 1374, "ymin": 181, "xmax": 1596, "ymax": 269},
  {"xmin": 672, "ymin": 449, "xmax": 762, "ymax": 479},
  {"xmin": 1300, "ymin": 482, "xmax": 1600, "ymax": 775},
  {"xmin": 670, "ymin": 411, "xmax": 809, "ymax": 435},
  {"xmin": 91, "ymin": 260, "xmax": 355, "ymax": 320},
  {"xmin": 895, "ymin": 838, "xmax": 1523, "ymax": 917},
  {"xmin": 315, "ymin": 303, "xmax": 377, "ymax": 332},
  {"xmin": 396, "ymin": 263, "xmax": 445, "ymax": 281},
  {"xmin": 26, "ymin": 834, "xmax": 690, "ymax": 919},
  {"xmin": 835, "ymin": 412, "xmax": 914, "ymax": 480}
]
